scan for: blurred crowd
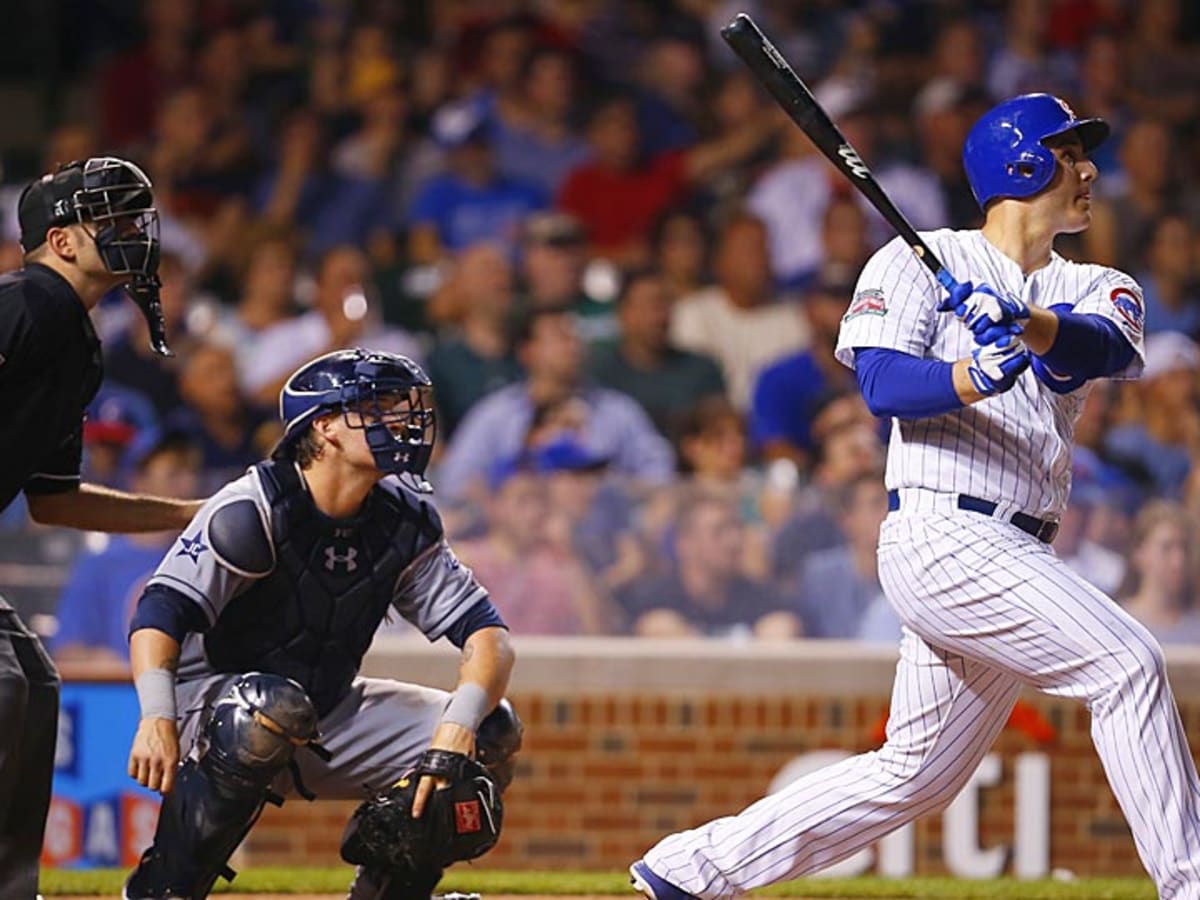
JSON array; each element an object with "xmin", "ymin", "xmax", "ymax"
[{"xmin": 3, "ymin": 0, "xmax": 1200, "ymax": 659}]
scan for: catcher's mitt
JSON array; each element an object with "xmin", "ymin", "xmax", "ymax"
[{"xmin": 341, "ymin": 750, "xmax": 503, "ymax": 874}]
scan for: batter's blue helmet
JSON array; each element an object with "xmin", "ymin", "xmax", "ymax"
[
  {"xmin": 963, "ymin": 93, "xmax": 1110, "ymax": 210},
  {"xmin": 276, "ymin": 348, "xmax": 436, "ymax": 480}
]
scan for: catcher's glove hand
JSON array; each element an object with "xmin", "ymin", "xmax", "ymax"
[{"xmin": 341, "ymin": 750, "xmax": 503, "ymax": 874}]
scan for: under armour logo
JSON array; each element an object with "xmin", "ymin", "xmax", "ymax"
[
  {"xmin": 176, "ymin": 533, "xmax": 207, "ymax": 564},
  {"xmin": 837, "ymin": 144, "xmax": 870, "ymax": 179},
  {"xmin": 324, "ymin": 545, "xmax": 358, "ymax": 572}
]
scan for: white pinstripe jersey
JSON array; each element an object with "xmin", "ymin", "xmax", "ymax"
[{"xmin": 835, "ymin": 229, "xmax": 1146, "ymax": 520}]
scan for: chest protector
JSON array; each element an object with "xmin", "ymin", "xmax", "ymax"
[{"xmin": 204, "ymin": 461, "xmax": 440, "ymax": 716}]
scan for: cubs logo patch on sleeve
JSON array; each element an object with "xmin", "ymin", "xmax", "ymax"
[
  {"xmin": 844, "ymin": 288, "xmax": 887, "ymax": 321},
  {"xmin": 1110, "ymin": 287, "xmax": 1144, "ymax": 336}
]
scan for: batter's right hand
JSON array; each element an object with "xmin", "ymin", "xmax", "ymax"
[
  {"xmin": 967, "ymin": 330, "xmax": 1030, "ymax": 396},
  {"xmin": 129, "ymin": 717, "xmax": 181, "ymax": 794}
]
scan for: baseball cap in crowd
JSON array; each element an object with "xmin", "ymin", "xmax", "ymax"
[
  {"xmin": 84, "ymin": 385, "xmax": 160, "ymax": 449},
  {"xmin": 487, "ymin": 436, "xmax": 610, "ymax": 489},
  {"xmin": 432, "ymin": 102, "xmax": 491, "ymax": 149},
  {"xmin": 1143, "ymin": 330, "xmax": 1200, "ymax": 381},
  {"xmin": 524, "ymin": 212, "xmax": 586, "ymax": 248},
  {"xmin": 529, "ymin": 436, "xmax": 610, "ymax": 474}
]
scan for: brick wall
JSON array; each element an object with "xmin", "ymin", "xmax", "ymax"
[{"xmin": 243, "ymin": 638, "xmax": 1200, "ymax": 877}]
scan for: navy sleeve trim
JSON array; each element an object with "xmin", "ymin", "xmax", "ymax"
[
  {"xmin": 129, "ymin": 583, "xmax": 211, "ymax": 643},
  {"xmin": 854, "ymin": 348, "xmax": 964, "ymax": 419},
  {"xmin": 442, "ymin": 597, "xmax": 508, "ymax": 649}
]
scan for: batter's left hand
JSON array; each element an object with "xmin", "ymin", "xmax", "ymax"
[
  {"xmin": 939, "ymin": 281, "xmax": 1029, "ymax": 337},
  {"xmin": 412, "ymin": 721, "xmax": 476, "ymax": 819}
]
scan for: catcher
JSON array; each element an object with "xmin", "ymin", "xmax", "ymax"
[{"xmin": 123, "ymin": 348, "xmax": 521, "ymax": 900}]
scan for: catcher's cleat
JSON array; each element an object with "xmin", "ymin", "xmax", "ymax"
[{"xmin": 630, "ymin": 860, "xmax": 698, "ymax": 900}]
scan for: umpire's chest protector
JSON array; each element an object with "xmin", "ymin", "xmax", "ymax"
[{"xmin": 204, "ymin": 461, "xmax": 440, "ymax": 716}]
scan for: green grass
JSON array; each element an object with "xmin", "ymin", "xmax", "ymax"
[{"xmin": 40, "ymin": 868, "xmax": 1158, "ymax": 898}]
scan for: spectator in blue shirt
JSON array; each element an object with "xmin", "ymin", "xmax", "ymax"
[
  {"xmin": 488, "ymin": 46, "xmax": 593, "ymax": 197},
  {"xmin": 1137, "ymin": 214, "xmax": 1200, "ymax": 338},
  {"xmin": 795, "ymin": 471, "xmax": 892, "ymax": 639},
  {"xmin": 436, "ymin": 305, "xmax": 675, "ymax": 503},
  {"xmin": 49, "ymin": 433, "xmax": 201, "ymax": 664},
  {"xmin": 750, "ymin": 277, "xmax": 858, "ymax": 469},
  {"xmin": 254, "ymin": 110, "xmax": 392, "ymax": 259},
  {"xmin": 408, "ymin": 102, "xmax": 547, "ymax": 263},
  {"xmin": 167, "ymin": 341, "xmax": 279, "ymax": 494}
]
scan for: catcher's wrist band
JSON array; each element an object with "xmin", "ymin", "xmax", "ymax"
[
  {"xmin": 441, "ymin": 682, "xmax": 491, "ymax": 732},
  {"xmin": 135, "ymin": 667, "xmax": 177, "ymax": 720}
]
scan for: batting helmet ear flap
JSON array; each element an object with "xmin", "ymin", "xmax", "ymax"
[{"xmin": 1002, "ymin": 149, "xmax": 1055, "ymax": 195}]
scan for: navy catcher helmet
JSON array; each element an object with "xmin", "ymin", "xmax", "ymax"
[
  {"xmin": 962, "ymin": 93, "xmax": 1110, "ymax": 210},
  {"xmin": 18, "ymin": 156, "xmax": 170, "ymax": 355},
  {"xmin": 277, "ymin": 349, "xmax": 436, "ymax": 481}
]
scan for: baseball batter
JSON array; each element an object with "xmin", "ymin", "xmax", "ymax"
[
  {"xmin": 631, "ymin": 94, "xmax": 1200, "ymax": 900},
  {"xmin": 123, "ymin": 349, "xmax": 521, "ymax": 900}
]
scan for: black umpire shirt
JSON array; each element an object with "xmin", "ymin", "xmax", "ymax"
[{"xmin": 0, "ymin": 263, "xmax": 103, "ymax": 514}]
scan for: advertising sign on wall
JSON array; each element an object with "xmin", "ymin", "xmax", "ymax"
[{"xmin": 44, "ymin": 683, "xmax": 160, "ymax": 868}]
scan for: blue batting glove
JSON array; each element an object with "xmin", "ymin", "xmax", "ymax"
[
  {"xmin": 937, "ymin": 278, "xmax": 974, "ymax": 313},
  {"xmin": 967, "ymin": 332, "xmax": 1031, "ymax": 396},
  {"xmin": 973, "ymin": 318, "xmax": 1025, "ymax": 347},
  {"xmin": 940, "ymin": 281, "xmax": 1030, "ymax": 336}
]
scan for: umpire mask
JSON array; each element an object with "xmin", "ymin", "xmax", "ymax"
[{"xmin": 18, "ymin": 157, "xmax": 171, "ymax": 356}]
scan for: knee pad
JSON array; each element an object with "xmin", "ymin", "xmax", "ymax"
[
  {"xmin": 476, "ymin": 698, "xmax": 523, "ymax": 790},
  {"xmin": 205, "ymin": 672, "xmax": 321, "ymax": 780},
  {"xmin": 124, "ymin": 674, "xmax": 320, "ymax": 900}
]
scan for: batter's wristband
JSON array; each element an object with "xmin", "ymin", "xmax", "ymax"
[
  {"xmin": 440, "ymin": 683, "xmax": 491, "ymax": 732},
  {"xmin": 134, "ymin": 668, "xmax": 177, "ymax": 721}
]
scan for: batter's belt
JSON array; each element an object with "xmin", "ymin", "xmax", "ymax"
[{"xmin": 887, "ymin": 489, "xmax": 1059, "ymax": 544}]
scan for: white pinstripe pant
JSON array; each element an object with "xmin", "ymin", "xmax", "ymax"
[{"xmin": 644, "ymin": 503, "xmax": 1200, "ymax": 899}]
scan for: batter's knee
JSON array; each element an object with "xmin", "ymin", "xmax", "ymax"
[
  {"xmin": 477, "ymin": 698, "xmax": 523, "ymax": 790},
  {"xmin": 1097, "ymin": 637, "xmax": 1168, "ymax": 712},
  {"xmin": 206, "ymin": 672, "xmax": 320, "ymax": 775},
  {"xmin": 873, "ymin": 745, "xmax": 978, "ymax": 815}
]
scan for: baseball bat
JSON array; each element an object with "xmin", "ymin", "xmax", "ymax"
[{"xmin": 720, "ymin": 13, "xmax": 959, "ymax": 293}]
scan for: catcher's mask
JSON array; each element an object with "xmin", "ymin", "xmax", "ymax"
[
  {"xmin": 276, "ymin": 348, "xmax": 437, "ymax": 486},
  {"xmin": 18, "ymin": 156, "xmax": 170, "ymax": 356}
]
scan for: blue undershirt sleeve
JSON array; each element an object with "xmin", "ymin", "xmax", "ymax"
[
  {"xmin": 853, "ymin": 348, "xmax": 964, "ymax": 420},
  {"xmin": 442, "ymin": 597, "xmax": 508, "ymax": 649},
  {"xmin": 1036, "ymin": 305, "xmax": 1136, "ymax": 382},
  {"xmin": 129, "ymin": 583, "xmax": 211, "ymax": 643}
]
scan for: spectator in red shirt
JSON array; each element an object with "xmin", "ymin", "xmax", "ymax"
[
  {"xmin": 557, "ymin": 92, "xmax": 780, "ymax": 266},
  {"xmin": 100, "ymin": 0, "xmax": 194, "ymax": 148}
]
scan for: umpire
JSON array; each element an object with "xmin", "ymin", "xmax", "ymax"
[{"xmin": 0, "ymin": 156, "xmax": 202, "ymax": 899}]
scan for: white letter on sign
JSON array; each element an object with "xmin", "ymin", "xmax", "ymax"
[
  {"xmin": 1014, "ymin": 753, "xmax": 1050, "ymax": 878},
  {"xmin": 944, "ymin": 754, "xmax": 1006, "ymax": 878}
]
